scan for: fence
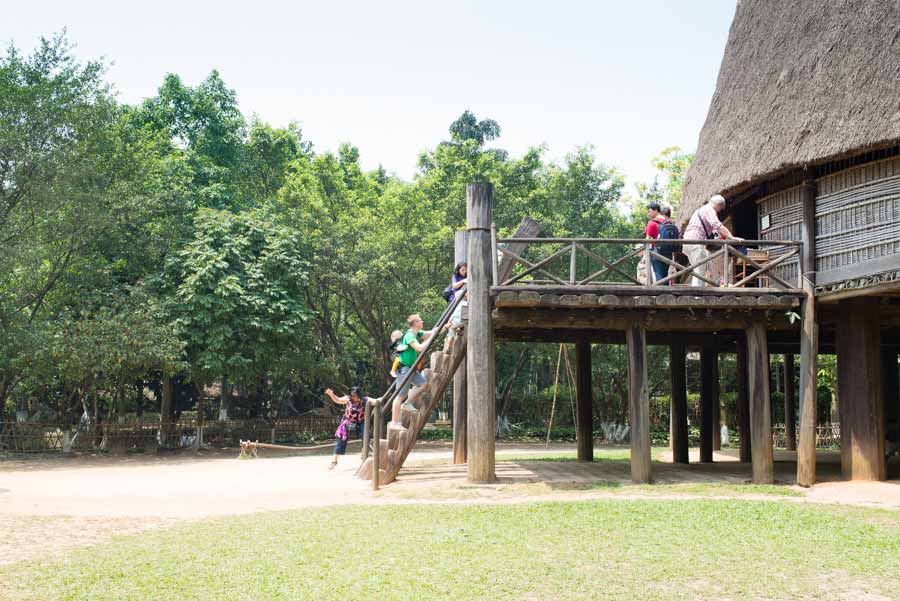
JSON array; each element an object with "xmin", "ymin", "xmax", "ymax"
[{"xmin": 0, "ymin": 415, "xmax": 341, "ymax": 455}]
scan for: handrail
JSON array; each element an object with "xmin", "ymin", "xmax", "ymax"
[{"xmin": 493, "ymin": 237, "xmax": 804, "ymax": 290}]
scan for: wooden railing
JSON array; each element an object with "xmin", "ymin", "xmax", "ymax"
[{"xmin": 491, "ymin": 229, "xmax": 803, "ymax": 290}]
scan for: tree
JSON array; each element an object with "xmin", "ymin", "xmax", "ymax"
[{"xmin": 449, "ymin": 110, "xmax": 501, "ymax": 146}]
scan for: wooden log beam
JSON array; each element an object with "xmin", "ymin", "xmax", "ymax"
[
  {"xmin": 452, "ymin": 230, "xmax": 468, "ymax": 465},
  {"xmin": 784, "ymin": 354, "xmax": 797, "ymax": 451},
  {"xmin": 837, "ymin": 297, "xmax": 885, "ymax": 481},
  {"xmin": 797, "ymin": 175, "xmax": 819, "ymax": 486},
  {"xmin": 699, "ymin": 345, "xmax": 716, "ymax": 463},
  {"xmin": 466, "ymin": 183, "xmax": 497, "ymax": 484},
  {"xmin": 575, "ymin": 339, "xmax": 593, "ymax": 462},
  {"xmin": 627, "ymin": 324, "xmax": 651, "ymax": 483},
  {"xmin": 670, "ymin": 342, "xmax": 689, "ymax": 464},
  {"xmin": 736, "ymin": 335, "xmax": 751, "ymax": 463},
  {"xmin": 747, "ymin": 322, "xmax": 774, "ymax": 484},
  {"xmin": 497, "ymin": 217, "xmax": 542, "ymax": 284},
  {"xmin": 712, "ymin": 350, "xmax": 721, "ymax": 452}
]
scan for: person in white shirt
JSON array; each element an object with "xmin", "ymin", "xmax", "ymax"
[{"xmin": 683, "ymin": 195, "xmax": 743, "ymax": 286}]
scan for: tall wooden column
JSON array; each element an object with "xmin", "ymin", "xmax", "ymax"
[
  {"xmin": 797, "ymin": 178, "xmax": 819, "ymax": 487},
  {"xmin": 712, "ymin": 352, "xmax": 721, "ymax": 451},
  {"xmin": 747, "ymin": 323, "xmax": 774, "ymax": 484},
  {"xmin": 670, "ymin": 342, "xmax": 689, "ymax": 464},
  {"xmin": 699, "ymin": 344, "xmax": 716, "ymax": 463},
  {"xmin": 736, "ymin": 339, "xmax": 751, "ymax": 463},
  {"xmin": 883, "ymin": 349, "xmax": 899, "ymax": 436},
  {"xmin": 452, "ymin": 230, "xmax": 468, "ymax": 464},
  {"xmin": 783, "ymin": 354, "xmax": 797, "ymax": 451},
  {"xmin": 627, "ymin": 324, "xmax": 651, "ymax": 483},
  {"xmin": 837, "ymin": 297, "xmax": 885, "ymax": 481},
  {"xmin": 575, "ymin": 339, "xmax": 593, "ymax": 462},
  {"xmin": 466, "ymin": 183, "xmax": 496, "ymax": 484}
]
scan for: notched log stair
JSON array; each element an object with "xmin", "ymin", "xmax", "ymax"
[{"xmin": 357, "ymin": 330, "xmax": 467, "ymax": 485}]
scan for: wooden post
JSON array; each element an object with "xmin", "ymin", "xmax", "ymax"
[
  {"xmin": 747, "ymin": 323, "xmax": 774, "ymax": 484},
  {"xmin": 883, "ymin": 349, "xmax": 899, "ymax": 436},
  {"xmin": 736, "ymin": 339, "xmax": 752, "ymax": 463},
  {"xmin": 712, "ymin": 351, "xmax": 721, "ymax": 451},
  {"xmin": 160, "ymin": 377, "xmax": 173, "ymax": 449},
  {"xmin": 372, "ymin": 402, "xmax": 383, "ymax": 490},
  {"xmin": 670, "ymin": 342, "xmax": 689, "ymax": 464},
  {"xmin": 837, "ymin": 297, "xmax": 885, "ymax": 481},
  {"xmin": 627, "ymin": 323, "xmax": 651, "ymax": 483},
  {"xmin": 783, "ymin": 354, "xmax": 796, "ymax": 451},
  {"xmin": 575, "ymin": 338, "xmax": 593, "ymax": 462},
  {"xmin": 466, "ymin": 183, "xmax": 496, "ymax": 484},
  {"xmin": 452, "ymin": 229, "xmax": 468, "ymax": 465},
  {"xmin": 797, "ymin": 177, "xmax": 819, "ymax": 487},
  {"xmin": 699, "ymin": 345, "xmax": 716, "ymax": 463}
]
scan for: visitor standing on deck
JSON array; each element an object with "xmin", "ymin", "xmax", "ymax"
[
  {"xmin": 683, "ymin": 195, "xmax": 742, "ymax": 286},
  {"xmin": 644, "ymin": 202, "xmax": 667, "ymax": 284}
]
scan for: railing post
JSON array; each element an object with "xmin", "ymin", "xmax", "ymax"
[
  {"xmin": 723, "ymin": 243, "xmax": 732, "ymax": 287},
  {"xmin": 361, "ymin": 400, "xmax": 373, "ymax": 460},
  {"xmin": 490, "ymin": 223, "xmax": 499, "ymax": 287},
  {"xmin": 569, "ymin": 241, "xmax": 577, "ymax": 284},
  {"xmin": 372, "ymin": 402, "xmax": 382, "ymax": 491},
  {"xmin": 643, "ymin": 242, "xmax": 653, "ymax": 285}
]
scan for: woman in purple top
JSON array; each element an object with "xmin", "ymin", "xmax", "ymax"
[{"xmin": 324, "ymin": 386, "xmax": 371, "ymax": 470}]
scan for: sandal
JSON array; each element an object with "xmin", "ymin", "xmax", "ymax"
[{"xmin": 329, "ymin": 460, "xmax": 338, "ymax": 470}]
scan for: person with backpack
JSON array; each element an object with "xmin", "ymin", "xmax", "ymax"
[
  {"xmin": 447, "ymin": 263, "xmax": 467, "ymax": 338},
  {"xmin": 644, "ymin": 203, "xmax": 668, "ymax": 284},
  {"xmin": 654, "ymin": 206, "xmax": 681, "ymax": 285}
]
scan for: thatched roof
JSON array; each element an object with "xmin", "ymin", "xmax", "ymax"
[{"xmin": 681, "ymin": 0, "xmax": 900, "ymax": 223}]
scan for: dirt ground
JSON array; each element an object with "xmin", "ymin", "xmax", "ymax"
[{"xmin": 3, "ymin": 442, "xmax": 900, "ymax": 567}]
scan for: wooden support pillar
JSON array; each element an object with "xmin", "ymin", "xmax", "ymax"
[
  {"xmin": 575, "ymin": 339, "xmax": 593, "ymax": 462},
  {"xmin": 670, "ymin": 342, "xmax": 689, "ymax": 464},
  {"xmin": 627, "ymin": 324, "xmax": 651, "ymax": 483},
  {"xmin": 466, "ymin": 183, "xmax": 496, "ymax": 484},
  {"xmin": 452, "ymin": 229, "xmax": 468, "ymax": 465},
  {"xmin": 837, "ymin": 297, "xmax": 885, "ymax": 481},
  {"xmin": 797, "ymin": 177, "xmax": 819, "ymax": 487},
  {"xmin": 160, "ymin": 377, "xmax": 174, "ymax": 448},
  {"xmin": 699, "ymin": 345, "xmax": 716, "ymax": 463},
  {"xmin": 736, "ymin": 338, "xmax": 751, "ymax": 463},
  {"xmin": 882, "ymin": 349, "xmax": 899, "ymax": 434},
  {"xmin": 783, "ymin": 354, "xmax": 796, "ymax": 451},
  {"xmin": 712, "ymin": 352, "xmax": 721, "ymax": 451},
  {"xmin": 747, "ymin": 323, "xmax": 774, "ymax": 484}
]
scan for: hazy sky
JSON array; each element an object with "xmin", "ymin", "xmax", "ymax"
[{"xmin": 5, "ymin": 1, "xmax": 736, "ymax": 189}]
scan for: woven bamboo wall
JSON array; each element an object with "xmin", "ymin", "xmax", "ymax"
[
  {"xmin": 815, "ymin": 156, "xmax": 900, "ymax": 286},
  {"xmin": 757, "ymin": 186, "xmax": 802, "ymax": 285}
]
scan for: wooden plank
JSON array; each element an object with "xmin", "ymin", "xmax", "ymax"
[
  {"xmin": 575, "ymin": 339, "xmax": 593, "ymax": 462},
  {"xmin": 747, "ymin": 322, "xmax": 774, "ymax": 484},
  {"xmin": 784, "ymin": 354, "xmax": 796, "ymax": 451},
  {"xmin": 736, "ymin": 336, "xmax": 751, "ymax": 463},
  {"xmin": 837, "ymin": 297, "xmax": 885, "ymax": 481},
  {"xmin": 796, "ymin": 281, "xmax": 818, "ymax": 486},
  {"xmin": 670, "ymin": 342, "xmax": 689, "ymax": 464},
  {"xmin": 466, "ymin": 183, "xmax": 497, "ymax": 484},
  {"xmin": 699, "ymin": 345, "xmax": 716, "ymax": 463},
  {"xmin": 497, "ymin": 217, "xmax": 541, "ymax": 284},
  {"xmin": 627, "ymin": 323, "xmax": 651, "ymax": 483}
]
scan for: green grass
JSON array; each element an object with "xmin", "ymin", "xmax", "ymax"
[{"xmin": 8, "ymin": 499, "xmax": 900, "ymax": 601}]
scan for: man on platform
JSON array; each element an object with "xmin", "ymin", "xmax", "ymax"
[
  {"xmin": 644, "ymin": 202, "xmax": 667, "ymax": 283},
  {"xmin": 683, "ymin": 194, "xmax": 742, "ymax": 286}
]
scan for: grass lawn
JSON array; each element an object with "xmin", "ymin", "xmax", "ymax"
[{"xmin": 8, "ymin": 499, "xmax": 900, "ymax": 601}]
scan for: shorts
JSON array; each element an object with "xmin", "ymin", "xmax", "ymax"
[{"xmin": 396, "ymin": 364, "xmax": 426, "ymax": 397}]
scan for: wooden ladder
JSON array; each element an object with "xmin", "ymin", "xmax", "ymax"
[{"xmin": 357, "ymin": 328, "xmax": 466, "ymax": 485}]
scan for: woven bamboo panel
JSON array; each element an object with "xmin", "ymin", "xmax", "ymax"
[
  {"xmin": 757, "ymin": 186, "xmax": 802, "ymax": 284},
  {"xmin": 815, "ymin": 157, "xmax": 900, "ymax": 279}
]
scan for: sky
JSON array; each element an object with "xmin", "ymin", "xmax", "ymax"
[{"xmin": 4, "ymin": 0, "xmax": 737, "ymax": 190}]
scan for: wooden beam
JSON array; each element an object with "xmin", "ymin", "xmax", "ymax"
[
  {"xmin": 497, "ymin": 217, "xmax": 542, "ymax": 284},
  {"xmin": 784, "ymin": 354, "xmax": 797, "ymax": 451},
  {"xmin": 837, "ymin": 297, "xmax": 885, "ymax": 481},
  {"xmin": 452, "ymin": 229, "xmax": 468, "ymax": 465},
  {"xmin": 747, "ymin": 322, "xmax": 774, "ymax": 484},
  {"xmin": 712, "ymin": 350, "xmax": 721, "ymax": 452},
  {"xmin": 670, "ymin": 342, "xmax": 689, "ymax": 464},
  {"xmin": 699, "ymin": 345, "xmax": 716, "ymax": 463},
  {"xmin": 627, "ymin": 324, "xmax": 651, "ymax": 483},
  {"xmin": 736, "ymin": 335, "xmax": 751, "ymax": 463},
  {"xmin": 575, "ymin": 339, "xmax": 593, "ymax": 462},
  {"xmin": 466, "ymin": 183, "xmax": 497, "ymax": 484},
  {"xmin": 492, "ymin": 284, "xmax": 805, "ymax": 297}
]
